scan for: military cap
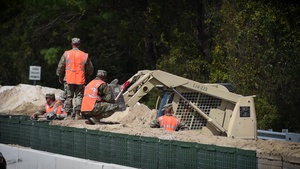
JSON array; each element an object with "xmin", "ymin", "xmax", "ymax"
[
  {"xmin": 97, "ymin": 70, "xmax": 107, "ymax": 77},
  {"xmin": 71, "ymin": 38, "xmax": 80, "ymax": 44},
  {"xmin": 45, "ymin": 93, "xmax": 55, "ymax": 99},
  {"xmin": 163, "ymin": 103, "xmax": 173, "ymax": 110}
]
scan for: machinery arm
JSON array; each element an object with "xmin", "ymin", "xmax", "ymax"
[{"xmin": 123, "ymin": 70, "xmax": 244, "ymax": 106}]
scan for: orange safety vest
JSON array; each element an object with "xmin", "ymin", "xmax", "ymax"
[
  {"xmin": 65, "ymin": 49, "xmax": 88, "ymax": 85},
  {"xmin": 158, "ymin": 115, "xmax": 180, "ymax": 131},
  {"xmin": 81, "ymin": 79, "xmax": 104, "ymax": 111},
  {"xmin": 45, "ymin": 100, "xmax": 67, "ymax": 115}
]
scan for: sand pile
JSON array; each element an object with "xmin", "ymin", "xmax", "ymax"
[
  {"xmin": 0, "ymin": 84, "xmax": 63, "ymax": 115},
  {"xmin": 0, "ymin": 84, "xmax": 300, "ymax": 159}
]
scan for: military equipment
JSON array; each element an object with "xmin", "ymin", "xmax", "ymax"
[{"xmin": 120, "ymin": 70, "xmax": 257, "ymax": 139}]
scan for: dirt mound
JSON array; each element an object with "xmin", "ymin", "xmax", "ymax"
[
  {"xmin": 13, "ymin": 102, "xmax": 41, "ymax": 116},
  {"xmin": 105, "ymin": 103, "xmax": 156, "ymax": 126},
  {"xmin": 0, "ymin": 84, "xmax": 63, "ymax": 115},
  {"xmin": 0, "ymin": 84, "xmax": 300, "ymax": 159}
]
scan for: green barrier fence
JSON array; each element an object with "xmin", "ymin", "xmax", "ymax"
[
  {"xmin": 158, "ymin": 139, "xmax": 176, "ymax": 169},
  {"xmin": 236, "ymin": 149, "xmax": 257, "ymax": 169},
  {"xmin": 110, "ymin": 132, "xmax": 128, "ymax": 166},
  {"xmin": 127, "ymin": 135, "xmax": 142, "ymax": 168},
  {"xmin": 49, "ymin": 125, "xmax": 62, "ymax": 154},
  {"xmin": 74, "ymin": 128, "xmax": 86, "ymax": 159},
  {"xmin": 197, "ymin": 143, "xmax": 217, "ymax": 168},
  {"xmin": 141, "ymin": 136, "xmax": 159, "ymax": 169},
  {"xmin": 86, "ymin": 129, "xmax": 100, "ymax": 161},
  {"xmin": 61, "ymin": 126, "xmax": 74, "ymax": 156},
  {"xmin": 20, "ymin": 120, "xmax": 32, "ymax": 147},
  {"xmin": 0, "ymin": 115, "xmax": 258, "ymax": 169},
  {"xmin": 37, "ymin": 122, "xmax": 50, "ymax": 151},
  {"xmin": 0, "ymin": 116, "xmax": 11, "ymax": 144},
  {"xmin": 10, "ymin": 117, "xmax": 20, "ymax": 145},
  {"xmin": 98, "ymin": 131, "xmax": 111, "ymax": 163},
  {"xmin": 174, "ymin": 141, "xmax": 198, "ymax": 169},
  {"xmin": 30, "ymin": 121, "xmax": 41, "ymax": 150}
]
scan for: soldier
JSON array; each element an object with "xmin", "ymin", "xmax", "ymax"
[
  {"xmin": 58, "ymin": 90, "xmax": 67, "ymax": 114},
  {"xmin": 150, "ymin": 103, "xmax": 188, "ymax": 131},
  {"xmin": 81, "ymin": 70, "xmax": 119, "ymax": 125},
  {"xmin": 56, "ymin": 38, "xmax": 94, "ymax": 120},
  {"xmin": 31, "ymin": 93, "xmax": 67, "ymax": 120}
]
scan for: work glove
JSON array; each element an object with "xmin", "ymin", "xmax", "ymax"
[
  {"xmin": 46, "ymin": 111, "xmax": 57, "ymax": 120},
  {"xmin": 122, "ymin": 80, "xmax": 131, "ymax": 91}
]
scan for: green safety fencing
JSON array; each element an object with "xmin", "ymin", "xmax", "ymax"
[{"xmin": 0, "ymin": 115, "xmax": 257, "ymax": 169}]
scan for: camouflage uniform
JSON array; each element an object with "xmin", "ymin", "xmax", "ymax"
[
  {"xmin": 31, "ymin": 93, "xmax": 66, "ymax": 120},
  {"xmin": 150, "ymin": 103, "xmax": 188, "ymax": 131},
  {"xmin": 82, "ymin": 70, "xmax": 119, "ymax": 124},
  {"xmin": 84, "ymin": 77, "xmax": 118, "ymax": 118},
  {"xmin": 56, "ymin": 38, "xmax": 94, "ymax": 116},
  {"xmin": 58, "ymin": 91, "xmax": 67, "ymax": 116}
]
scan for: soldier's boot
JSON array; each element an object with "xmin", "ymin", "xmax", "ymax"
[
  {"xmin": 74, "ymin": 110, "xmax": 82, "ymax": 120},
  {"xmin": 64, "ymin": 112, "xmax": 73, "ymax": 120},
  {"xmin": 93, "ymin": 114, "xmax": 104, "ymax": 122},
  {"xmin": 85, "ymin": 114, "xmax": 103, "ymax": 125}
]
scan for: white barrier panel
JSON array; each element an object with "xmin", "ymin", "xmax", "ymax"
[{"xmin": 0, "ymin": 144, "xmax": 136, "ymax": 169}]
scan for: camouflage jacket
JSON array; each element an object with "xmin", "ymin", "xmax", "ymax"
[{"xmin": 95, "ymin": 78, "xmax": 115, "ymax": 103}]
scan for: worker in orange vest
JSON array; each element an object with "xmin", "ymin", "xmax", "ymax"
[
  {"xmin": 150, "ymin": 103, "xmax": 188, "ymax": 131},
  {"xmin": 56, "ymin": 38, "xmax": 94, "ymax": 120},
  {"xmin": 81, "ymin": 70, "xmax": 119, "ymax": 125},
  {"xmin": 31, "ymin": 93, "xmax": 67, "ymax": 120}
]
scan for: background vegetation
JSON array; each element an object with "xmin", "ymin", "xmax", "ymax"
[{"xmin": 1, "ymin": 0, "xmax": 300, "ymax": 132}]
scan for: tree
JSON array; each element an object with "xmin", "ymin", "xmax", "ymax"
[{"xmin": 209, "ymin": 0, "xmax": 300, "ymax": 131}]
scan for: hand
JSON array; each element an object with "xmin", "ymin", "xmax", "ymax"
[
  {"xmin": 180, "ymin": 126, "xmax": 189, "ymax": 131},
  {"xmin": 59, "ymin": 76, "xmax": 64, "ymax": 84},
  {"xmin": 30, "ymin": 114, "xmax": 37, "ymax": 120}
]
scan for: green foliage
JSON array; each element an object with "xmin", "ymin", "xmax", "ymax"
[
  {"xmin": 255, "ymin": 97, "xmax": 279, "ymax": 130},
  {"xmin": 210, "ymin": 45, "xmax": 229, "ymax": 82},
  {"xmin": 1, "ymin": 0, "xmax": 300, "ymax": 131},
  {"xmin": 157, "ymin": 29, "xmax": 207, "ymax": 81},
  {"xmin": 141, "ymin": 89, "xmax": 162, "ymax": 110},
  {"xmin": 41, "ymin": 47, "xmax": 63, "ymax": 65},
  {"xmin": 209, "ymin": 0, "xmax": 300, "ymax": 131}
]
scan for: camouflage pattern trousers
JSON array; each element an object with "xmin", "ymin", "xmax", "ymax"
[
  {"xmin": 65, "ymin": 83, "xmax": 84, "ymax": 115},
  {"xmin": 87, "ymin": 102, "xmax": 119, "ymax": 118}
]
